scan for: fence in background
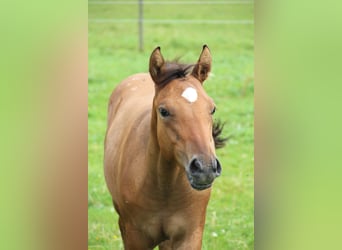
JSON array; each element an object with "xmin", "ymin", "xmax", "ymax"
[
  {"xmin": 89, "ymin": 0, "xmax": 254, "ymax": 51},
  {"xmin": 89, "ymin": 1, "xmax": 254, "ymax": 4}
]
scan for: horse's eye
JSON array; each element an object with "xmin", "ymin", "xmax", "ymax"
[
  {"xmin": 159, "ymin": 107, "xmax": 170, "ymax": 118},
  {"xmin": 211, "ymin": 107, "xmax": 216, "ymax": 115}
]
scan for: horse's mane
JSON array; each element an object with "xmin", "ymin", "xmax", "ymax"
[
  {"xmin": 212, "ymin": 120, "xmax": 228, "ymax": 149},
  {"xmin": 156, "ymin": 61, "xmax": 195, "ymax": 87}
]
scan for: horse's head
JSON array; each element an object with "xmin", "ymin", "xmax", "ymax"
[{"xmin": 149, "ymin": 45, "xmax": 224, "ymax": 191}]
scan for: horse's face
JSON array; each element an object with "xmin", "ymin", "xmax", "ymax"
[
  {"xmin": 154, "ymin": 77, "xmax": 221, "ymax": 190},
  {"xmin": 150, "ymin": 46, "xmax": 222, "ymax": 191}
]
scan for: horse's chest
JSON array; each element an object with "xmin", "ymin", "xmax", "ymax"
[
  {"xmin": 124, "ymin": 202, "xmax": 189, "ymax": 239},
  {"xmin": 120, "ymin": 187, "xmax": 208, "ymax": 241},
  {"xmin": 162, "ymin": 212, "xmax": 188, "ymax": 237}
]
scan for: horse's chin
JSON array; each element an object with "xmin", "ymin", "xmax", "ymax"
[
  {"xmin": 190, "ymin": 182, "xmax": 212, "ymax": 191},
  {"xmin": 186, "ymin": 172, "xmax": 213, "ymax": 191}
]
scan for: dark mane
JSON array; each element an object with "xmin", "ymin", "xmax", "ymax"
[
  {"xmin": 212, "ymin": 120, "xmax": 228, "ymax": 149},
  {"xmin": 157, "ymin": 61, "xmax": 195, "ymax": 87}
]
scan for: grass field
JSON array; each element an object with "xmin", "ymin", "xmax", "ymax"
[{"xmin": 89, "ymin": 1, "xmax": 254, "ymax": 249}]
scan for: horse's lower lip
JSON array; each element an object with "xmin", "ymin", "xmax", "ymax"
[{"xmin": 190, "ymin": 182, "xmax": 212, "ymax": 191}]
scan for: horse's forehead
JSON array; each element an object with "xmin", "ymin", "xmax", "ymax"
[
  {"xmin": 156, "ymin": 78, "xmax": 210, "ymax": 106},
  {"xmin": 178, "ymin": 80, "xmax": 209, "ymax": 104}
]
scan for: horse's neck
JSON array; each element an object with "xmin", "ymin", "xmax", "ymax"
[{"xmin": 145, "ymin": 127, "xmax": 189, "ymax": 196}]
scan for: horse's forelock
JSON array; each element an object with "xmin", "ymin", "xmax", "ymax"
[{"xmin": 154, "ymin": 62, "xmax": 194, "ymax": 88}]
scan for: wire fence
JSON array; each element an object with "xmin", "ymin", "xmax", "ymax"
[
  {"xmin": 88, "ymin": 0, "xmax": 254, "ymax": 23},
  {"xmin": 89, "ymin": 18, "xmax": 253, "ymax": 24},
  {"xmin": 89, "ymin": 0, "xmax": 254, "ymax": 51},
  {"xmin": 89, "ymin": 1, "xmax": 254, "ymax": 5}
]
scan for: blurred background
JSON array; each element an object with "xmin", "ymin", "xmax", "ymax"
[{"xmin": 88, "ymin": 0, "xmax": 254, "ymax": 249}]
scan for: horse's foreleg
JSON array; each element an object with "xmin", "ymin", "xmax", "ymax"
[
  {"xmin": 168, "ymin": 228, "xmax": 204, "ymax": 250},
  {"xmin": 118, "ymin": 219, "xmax": 154, "ymax": 250}
]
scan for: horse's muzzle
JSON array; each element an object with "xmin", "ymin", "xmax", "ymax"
[{"xmin": 186, "ymin": 157, "xmax": 221, "ymax": 191}]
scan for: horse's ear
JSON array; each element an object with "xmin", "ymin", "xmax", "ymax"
[
  {"xmin": 192, "ymin": 45, "xmax": 212, "ymax": 83},
  {"xmin": 149, "ymin": 46, "xmax": 165, "ymax": 84}
]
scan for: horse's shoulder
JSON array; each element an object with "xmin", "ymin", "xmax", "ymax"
[{"xmin": 106, "ymin": 72, "xmax": 153, "ymax": 126}]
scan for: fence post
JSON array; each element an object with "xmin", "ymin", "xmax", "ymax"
[{"xmin": 138, "ymin": 0, "xmax": 144, "ymax": 51}]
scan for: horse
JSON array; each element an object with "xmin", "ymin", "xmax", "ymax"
[{"xmin": 104, "ymin": 45, "xmax": 226, "ymax": 249}]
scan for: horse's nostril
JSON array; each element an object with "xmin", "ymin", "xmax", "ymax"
[
  {"xmin": 189, "ymin": 158, "xmax": 203, "ymax": 174},
  {"xmin": 215, "ymin": 159, "xmax": 222, "ymax": 175}
]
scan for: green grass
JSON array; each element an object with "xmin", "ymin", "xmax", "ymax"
[{"xmin": 89, "ymin": 1, "xmax": 254, "ymax": 249}]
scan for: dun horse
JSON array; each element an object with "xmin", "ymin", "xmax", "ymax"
[{"xmin": 104, "ymin": 45, "xmax": 226, "ymax": 249}]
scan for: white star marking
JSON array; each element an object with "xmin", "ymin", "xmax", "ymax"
[{"xmin": 181, "ymin": 87, "xmax": 198, "ymax": 103}]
